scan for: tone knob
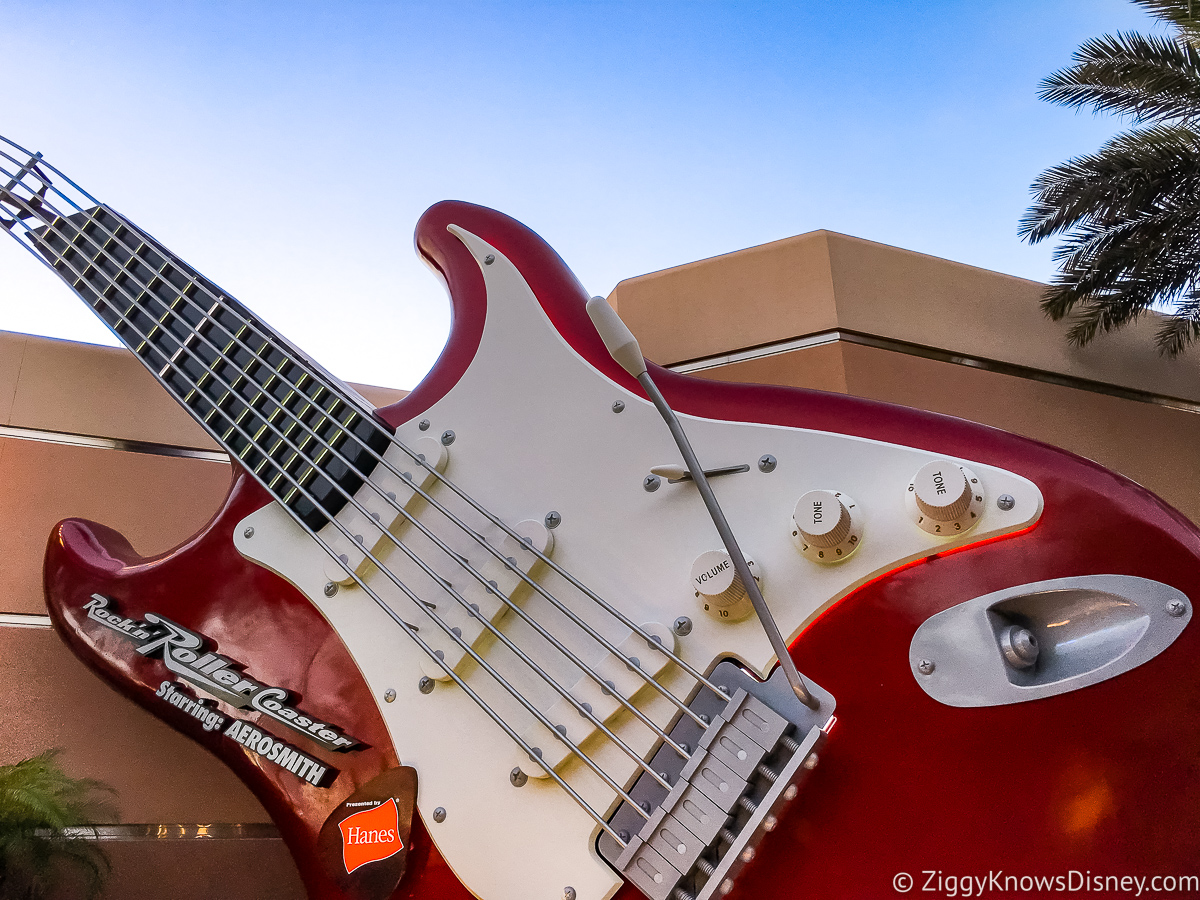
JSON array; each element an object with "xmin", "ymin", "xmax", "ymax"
[
  {"xmin": 906, "ymin": 460, "xmax": 984, "ymax": 536},
  {"xmin": 792, "ymin": 491, "xmax": 863, "ymax": 563},
  {"xmin": 691, "ymin": 550, "xmax": 758, "ymax": 622}
]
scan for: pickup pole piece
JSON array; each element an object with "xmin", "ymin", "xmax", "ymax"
[{"xmin": 585, "ymin": 297, "xmax": 818, "ymax": 709}]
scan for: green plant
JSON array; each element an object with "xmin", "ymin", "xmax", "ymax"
[
  {"xmin": 1020, "ymin": 0, "xmax": 1200, "ymax": 355},
  {"xmin": 0, "ymin": 750, "xmax": 118, "ymax": 900}
]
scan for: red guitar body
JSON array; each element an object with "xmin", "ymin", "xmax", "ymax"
[{"xmin": 44, "ymin": 201, "xmax": 1200, "ymax": 899}]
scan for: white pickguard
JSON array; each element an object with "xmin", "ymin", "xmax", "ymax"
[{"xmin": 236, "ymin": 227, "xmax": 1042, "ymax": 900}]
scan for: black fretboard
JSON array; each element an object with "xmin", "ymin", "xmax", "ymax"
[{"xmin": 11, "ymin": 193, "xmax": 391, "ymax": 533}]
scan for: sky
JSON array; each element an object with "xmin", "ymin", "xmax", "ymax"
[{"xmin": 0, "ymin": 0, "xmax": 1159, "ymax": 390}]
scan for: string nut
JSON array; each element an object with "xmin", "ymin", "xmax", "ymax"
[
  {"xmin": 758, "ymin": 454, "xmax": 778, "ymax": 473},
  {"xmin": 433, "ymin": 807, "xmax": 446, "ymax": 823},
  {"xmin": 418, "ymin": 419, "xmax": 430, "ymax": 431},
  {"xmin": 509, "ymin": 767, "xmax": 528, "ymax": 787},
  {"xmin": 323, "ymin": 582, "xmax": 338, "ymax": 598},
  {"xmin": 418, "ymin": 676, "xmax": 435, "ymax": 694},
  {"xmin": 545, "ymin": 511, "xmax": 562, "ymax": 529},
  {"xmin": 243, "ymin": 527, "xmax": 254, "ymax": 539},
  {"xmin": 384, "ymin": 689, "xmax": 396, "ymax": 703},
  {"xmin": 441, "ymin": 429, "xmax": 455, "ymax": 446}
]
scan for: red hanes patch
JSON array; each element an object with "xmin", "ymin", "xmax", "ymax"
[{"xmin": 338, "ymin": 798, "xmax": 405, "ymax": 874}]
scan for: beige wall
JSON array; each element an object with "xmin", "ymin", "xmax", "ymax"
[
  {"xmin": 0, "ymin": 331, "xmax": 406, "ymax": 899},
  {"xmin": 609, "ymin": 230, "xmax": 1200, "ymax": 524}
]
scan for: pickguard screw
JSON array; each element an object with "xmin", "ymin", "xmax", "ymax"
[
  {"xmin": 418, "ymin": 676, "xmax": 435, "ymax": 694},
  {"xmin": 384, "ymin": 689, "xmax": 396, "ymax": 703},
  {"xmin": 917, "ymin": 658, "xmax": 935, "ymax": 675},
  {"xmin": 612, "ymin": 400, "xmax": 625, "ymax": 413},
  {"xmin": 545, "ymin": 511, "xmax": 562, "ymax": 529},
  {"xmin": 673, "ymin": 616, "xmax": 693, "ymax": 636},
  {"xmin": 510, "ymin": 767, "xmax": 528, "ymax": 787},
  {"xmin": 418, "ymin": 419, "xmax": 430, "ymax": 431},
  {"xmin": 323, "ymin": 582, "xmax": 338, "ymax": 598},
  {"xmin": 433, "ymin": 807, "xmax": 446, "ymax": 823},
  {"xmin": 484, "ymin": 254, "xmax": 495, "ymax": 265},
  {"xmin": 997, "ymin": 494, "xmax": 1016, "ymax": 511},
  {"xmin": 758, "ymin": 454, "xmax": 777, "ymax": 473},
  {"xmin": 1167, "ymin": 600, "xmax": 1187, "ymax": 617},
  {"xmin": 643, "ymin": 474, "xmax": 661, "ymax": 492},
  {"xmin": 243, "ymin": 527, "xmax": 254, "ymax": 539},
  {"xmin": 563, "ymin": 889, "xmax": 577, "ymax": 900},
  {"xmin": 441, "ymin": 429, "xmax": 456, "ymax": 446}
]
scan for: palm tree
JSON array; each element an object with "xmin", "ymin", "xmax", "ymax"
[
  {"xmin": 1020, "ymin": 0, "xmax": 1200, "ymax": 355},
  {"xmin": 0, "ymin": 751, "xmax": 118, "ymax": 900}
]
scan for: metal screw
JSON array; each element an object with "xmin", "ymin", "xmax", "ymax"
[
  {"xmin": 509, "ymin": 767, "xmax": 528, "ymax": 787},
  {"xmin": 917, "ymin": 658, "xmax": 935, "ymax": 675},
  {"xmin": 720, "ymin": 878, "xmax": 735, "ymax": 895},
  {"xmin": 243, "ymin": 527, "xmax": 254, "ymax": 539},
  {"xmin": 545, "ymin": 511, "xmax": 562, "ymax": 529},
  {"xmin": 1167, "ymin": 600, "xmax": 1187, "ymax": 617},
  {"xmin": 563, "ymin": 889, "xmax": 576, "ymax": 900},
  {"xmin": 384, "ymin": 689, "xmax": 396, "ymax": 703},
  {"xmin": 612, "ymin": 400, "xmax": 625, "ymax": 413},
  {"xmin": 997, "ymin": 494, "xmax": 1015, "ymax": 511},
  {"xmin": 783, "ymin": 784, "xmax": 800, "ymax": 801},
  {"xmin": 418, "ymin": 419, "xmax": 430, "ymax": 431},
  {"xmin": 803, "ymin": 754, "xmax": 819, "ymax": 771},
  {"xmin": 763, "ymin": 814, "xmax": 778, "ymax": 832},
  {"xmin": 758, "ymin": 454, "xmax": 777, "ymax": 473},
  {"xmin": 673, "ymin": 616, "xmax": 693, "ymax": 636},
  {"xmin": 419, "ymin": 676, "xmax": 435, "ymax": 694},
  {"xmin": 441, "ymin": 429, "xmax": 455, "ymax": 446},
  {"xmin": 643, "ymin": 474, "xmax": 661, "ymax": 492},
  {"xmin": 433, "ymin": 807, "xmax": 446, "ymax": 823},
  {"xmin": 323, "ymin": 582, "xmax": 338, "ymax": 598},
  {"xmin": 484, "ymin": 254, "xmax": 495, "ymax": 265},
  {"xmin": 741, "ymin": 846, "xmax": 756, "ymax": 863}
]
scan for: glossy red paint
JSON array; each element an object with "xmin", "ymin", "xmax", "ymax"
[{"xmin": 46, "ymin": 200, "xmax": 1200, "ymax": 900}]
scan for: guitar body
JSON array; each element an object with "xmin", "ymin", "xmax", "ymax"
[{"xmin": 40, "ymin": 200, "xmax": 1200, "ymax": 900}]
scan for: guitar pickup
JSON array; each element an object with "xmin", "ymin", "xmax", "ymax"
[
  {"xmin": 321, "ymin": 436, "xmax": 448, "ymax": 585},
  {"xmin": 517, "ymin": 623, "xmax": 676, "ymax": 776}
]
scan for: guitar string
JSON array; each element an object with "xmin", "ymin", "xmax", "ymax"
[
  {"xmin": 0, "ymin": 168, "xmax": 720, "ymax": 825},
  {"xmin": 0, "ymin": 147, "xmax": 723, "ymax": 729},
  {"xmin": 0, "ymin": 145, "xmax": 728, "ymax": 733},
  {"xmin": 4, "ymin": 197, "xmax": 666, "ymax": 820},
  {"xmin": 0, "ymin": 182, "xmax": 702, "ymax": 767}
]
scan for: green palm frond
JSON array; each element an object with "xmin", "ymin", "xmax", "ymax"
[
  {"xmin": 0, "ymin": 751, "xmax": 118, "ymax": 900},
  {"xmin": 1023, "ymin": 0, "xmax": 1200, "ymax": 355}
]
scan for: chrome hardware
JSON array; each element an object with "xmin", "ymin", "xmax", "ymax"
[
  {"xmin": 645, "ymin": 474, "xmax": 662, "ymax": 492},
  {"xmin": 613, "ymin": 400, "xmax": 626, "ymax": 413},
  {"xmin": 323, "ymin": 582, "xmax": 338, "ymax": 598},
  {"xmin": 243, "ymin": 527, "xmax": 254, "ymax": 539},
  {"xmin": 911, "ymin": 575, "xmax": 1191, "ymax": 707},
  {"xmin": 433, "ymin": 807, "xmax": 446, "ymax": 823},
  {"xmin": 484, "ymin": 254, "xmax": 495, "ymax": 265},
  {"xmin": 544, "ymin": 511, "xmax": 562, "ymax": 529},
  {"xmin": 997, "ymin": 493, "xmax": 1015, "ymax": 511},
  {"xmin": 673, "ymin": 616, "xmax": 693, "ymax": 637},
  {"xmin": 418, "ymin": 419, "xmax": 430, "ymax": 431},
  {"xmin": 441, "ymin": 429, "xmax": 455, "ymax": 446},
  {"xmin": 510, "ymin": 768, "xmax": 528, "ymax": 787},
  {"xmin": 757, "ymin": 454, "xmax": 777, "ymax": 473},
  {"xmin": 384, "ymin": 689, "xmax": 396, "ymax": 703},
  {"xmin": 917, "ymin": 659, "xmax": 935, "ymax": 676},
  {"xmin": 418, "ymin": 676, "xmax": 435, "ymax": 694}
]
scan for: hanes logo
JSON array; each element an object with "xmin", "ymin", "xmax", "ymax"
[{"xmin": 338, "ymin": 798, "xmax": 405, "ymax": 874}]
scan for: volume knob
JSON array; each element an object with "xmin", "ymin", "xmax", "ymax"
[
  {"xmin": 907, "ymin": 460, "xmax": 984, "ymax": 536},
  {"xmin": 691, "ymin": 550, "xmax": 758, "ymax": 622},
  {"xmin": 792, "ymin": 490, "xmax": 863, "ymax": 563}
]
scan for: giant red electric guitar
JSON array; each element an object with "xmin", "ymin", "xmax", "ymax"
[{"xmin": 2, "ymin": 135, "xmax": 1198, "ymax": 900}]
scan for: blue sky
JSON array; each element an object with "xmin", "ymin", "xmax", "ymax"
[{"xmin": 0, "ymin": 1, "xmax": 1157, "ymax": 388}]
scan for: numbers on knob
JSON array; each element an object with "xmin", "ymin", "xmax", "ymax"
[
  {"xmin": 906, "ymin": 461, "xmax": 985, "ymax": 537},
  {"xmin": 792, "ymin": 490, "xmax": 863, "ymax": 564}
]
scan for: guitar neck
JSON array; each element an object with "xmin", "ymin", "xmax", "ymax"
[{"xmin": 1, "ymin": 163, "xmax": 391, "ymax": 532}]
